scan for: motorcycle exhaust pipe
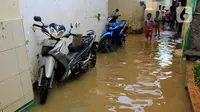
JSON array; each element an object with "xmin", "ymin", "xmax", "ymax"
[{"xmin": 38, "ymin": 67, "xmax": 44, "ymax": 87}]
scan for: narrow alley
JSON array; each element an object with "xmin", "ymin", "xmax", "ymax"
[{"xmin": 30, "ymin": 35, "xmax": 191, "ymax": 112}]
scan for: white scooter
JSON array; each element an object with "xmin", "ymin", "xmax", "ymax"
[{"xmin": 33, "ymin": 16, "xmax": 97, "ymax": 104}]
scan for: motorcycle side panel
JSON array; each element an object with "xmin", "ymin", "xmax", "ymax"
[
  {"xmin": 69, "ymin": 35, "xmax": 95, "ymax": 65},
  {"xmin": 51, "ymin": 52, "xmax": 69, "ymax": 70},
  {"xmin": 45, "ymin": 56, "xmax": 55, "ymax": 78},
  {"xmin": 49, "ymin": 41, "xmax": 63, "ymax": 54},
  {"xmin": 100, "ymin": 31, "xmax": 113, "ymax": 38},
  {"xmin": 113, "ymin": 22, "xmax": 120, "ymax": 30}
]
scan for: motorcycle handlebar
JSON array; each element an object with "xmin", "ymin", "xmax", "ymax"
[
  {"xmin": 33, "ymin": 23, "xmax": 82, "ymax": 38},
  {"xmin": 70, "ymin": 33, "xmax": 78, "ymax": 37},
  {"xmin": 33, "ymin": 24, "xmax": 42, "ymax": 28},
  {"xmin": 33, "ymin": 24, "xmax": 50, "ymax": 37},
  {"xmin": 63, "ymin": 33, "xmax": 78, "ymax": 38},
  {"xmin": 108, "ymin": 14, "xmax": 121, "ymax": 18}
]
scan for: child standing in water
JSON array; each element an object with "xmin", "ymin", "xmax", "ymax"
[
  {"xmin": 144, "ymin": 13, "xmax": 154, "ymax": 41},
  {"xmin": 154, "ymin": 11, "xmax": 161, "ymax": 38}
]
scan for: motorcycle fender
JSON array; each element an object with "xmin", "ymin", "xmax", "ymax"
[
  {"xmin": 100, "ymin": 31, "xmax": 113, "ymax": 38},
  {"xmin": 45, "ymin": 56, "xmax": 55, "ymax": 78}
]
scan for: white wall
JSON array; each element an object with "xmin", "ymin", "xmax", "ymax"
[
  {"xmin": 156, "ymin": 0, "xmax": 166, "ymax": 8},
  {"xmin": 165, "ymin": 0, "xmax": 172, "ymax": 9},
  {"xmin": 108, "ymin": 0, "xmax": 144, "ymax": 30},
  {"xmin": 146, "ymin": 0, "xmax": 171, "ymax": 9},
  {"xmin": 19, "ymin": 0, "xmax": 108, "ymax": 81},
  {"xmin": 156, "ymin": 0, "xmax": 171, "ymax": 9}
]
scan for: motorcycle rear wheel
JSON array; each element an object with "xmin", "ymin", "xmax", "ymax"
[{"xmin": 119, "ymin": 35, "xmax": 126, "ymax": 46}]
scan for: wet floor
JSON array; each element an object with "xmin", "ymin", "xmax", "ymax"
[{"xmin": 30, "ymin": 34, "xmax": 191, "ymax": 112}]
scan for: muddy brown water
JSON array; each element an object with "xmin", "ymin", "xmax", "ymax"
[{"xmin": 30, "ymin": 34, "xmax": 191, "ymax": 112}]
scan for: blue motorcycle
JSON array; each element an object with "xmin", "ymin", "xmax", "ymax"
[{"xmin": 99, "ymin": 9, "xmax": 127, "ymax": 53}]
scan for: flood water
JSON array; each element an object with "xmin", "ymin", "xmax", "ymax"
[{"xmin": 30, "ymin": 34, "xmax": 191, "ymax": 112}]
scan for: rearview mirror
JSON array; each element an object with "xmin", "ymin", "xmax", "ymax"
[
  {"xmin": 34, "ymin": 16, "xmax": 42, "ymax": 22},
  {"xmin": 116, "ymin": 9, "xmax": 119, "ymax": 12}
]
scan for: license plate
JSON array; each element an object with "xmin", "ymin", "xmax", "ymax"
[{"xmin": 42, "ymin": 39, "xmax": 57, "ymax": 47}]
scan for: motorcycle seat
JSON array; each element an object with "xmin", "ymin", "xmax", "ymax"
[
  {"xmin": 68, "ymin": 44, "xmax": 84, "ymax": 52},
  {"xmin": 119, "ymin": 20, "xmax": 126, "ymax": 28},
  {"xmin": 68, "ymin": 36, "xmax": 93, "ymax": 53},
  {"xmin": 82, "ymin": 36, "xmax": 93, "ymax": 44}
]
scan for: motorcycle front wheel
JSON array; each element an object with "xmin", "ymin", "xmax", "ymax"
[
  {"xmin": 40, "ymin": 77, "xmax": 50, "ymax": 104},
  {"xmin": 99, "ymin": 36, "xmax": 111, "ymax": 53},
  {"xmin": 90, "ymin": 48, "xmax": 97, "ymax": 68}
]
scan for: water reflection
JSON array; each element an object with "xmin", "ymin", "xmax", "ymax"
[
  {"xmin": 105, "ymin": 37, "xmax": 179, "ymax": 112},
  {"xmin": 155, "ymin": 38, "xmax": 176, "ymax": 67}
]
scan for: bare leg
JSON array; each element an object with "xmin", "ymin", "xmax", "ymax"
[
  {"xmin": 157, "ymin": 26, "xmax": 160, "ymax": 40},
  {"xmin": 150, "ymin": 30, "xmax": 152, "ymax": 41},
  {"xmin": 145, "ymin": 32, "xmax": 149, "ymax": 41},
  {"xmin": 158, "ymin": 25, "xmax": 160, "ymax": 36},
  {"xmin": 156, "ymin": 26, "xmax": 158, "ymax": 36},
  {"xmin": 154, "ymin": 26, "xmax": 157, "ymax": 36}
]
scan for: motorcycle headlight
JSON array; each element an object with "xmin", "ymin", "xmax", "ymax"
[
  {"xmin": 50, "ymin": 27, "xmax": 64, "ymax": 39},
  {"xmin": 50, "ymin": 27, "xmax": 58, "ymax": 38},
  {"xmin": 57, "ymin": 30, "xmax": 64, "ymax": 38}
]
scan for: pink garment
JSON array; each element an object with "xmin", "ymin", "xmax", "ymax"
[{"xmin": 165, "ymin": 10, "xmax": 171, "ymax": 15}]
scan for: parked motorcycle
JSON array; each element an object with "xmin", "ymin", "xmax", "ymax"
[
  {"xmin": 32, "ymin": 16, "xmax": 97, "ymax": 104},
  {"xmin": 98, "ymin": 9, "xmax": 127, "ymax": 53}
]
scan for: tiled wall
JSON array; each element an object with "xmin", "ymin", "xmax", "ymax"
[
  {"xmin": 0, "ymin": 0, "xmax": 20, "ymax": 21},
  {"xmin": 0, "ymin": 19, "xmax": 33, "ymax": 112}
]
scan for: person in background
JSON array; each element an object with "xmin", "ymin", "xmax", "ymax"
[
  {"xmin": 144, "ymin": 13, "xmax": 154, "ymax": 41},
  {"xmin": 159, "ymin": 5, "xmax": 162, "ymax": 10},
  {"xmin": 161, "ymin": 6, "xmax": 166, "ymax": 30},
  {"xmin": 170, "ymin": 6, "xmax": 175, "ymax": 29},
  {"xmin": 159, "ymin": 5, "xmax": 163, "ymax": 19},
  {"xmin": 172, "ymin": 1, "xmax": 178, "ymax": 28},
  {"xmin": 165, "ymin": 9, "xmax": 171, "ymax": 24},
  {"xmin": 154, "ymin": 11, "xmax": 161, "ymax": 38}
]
